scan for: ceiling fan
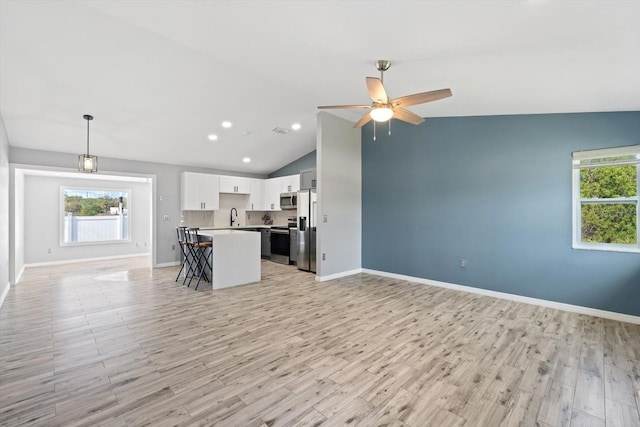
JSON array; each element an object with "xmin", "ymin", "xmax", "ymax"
[{"xmin": 318, "ymin": 60, "xmax": 452, "ymax": 129}]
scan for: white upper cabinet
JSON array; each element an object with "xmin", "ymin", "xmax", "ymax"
[
  {"xmin": 300, "ymin": 168, "xmax": 317, "ymax": 189},
  {"xmin": 219, "ymin": 176, "xmax": 251, "ymax": 194},
  {"xmin": 264, "ymin": 177, "xmax": 281, "ymax": 211},
  {"xmin": 248, "ymin": 178, "xmax": 263, "ymax": 211},
  {"xmin": 280, "ymin": 174, "xmax": 300, "ymax": 193},
  {"xmin": 181, "ymin": 172, "xmax": 220, "ymax": 211}
]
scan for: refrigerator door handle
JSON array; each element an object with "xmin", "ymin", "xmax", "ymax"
[{"xmin": 311, "ymin": 201, "xmax": 317, "ymax": 227}]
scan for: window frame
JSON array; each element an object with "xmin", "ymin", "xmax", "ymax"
[
  {"xmin": 572, "ymin": 145, "xmax": 640, "ymax": 254},
  {"xmin": 60, "ymin": 186, "xmax": 132, "ymax": 246}
]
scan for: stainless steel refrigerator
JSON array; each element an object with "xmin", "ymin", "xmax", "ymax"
[{"xmin": 297, "ymin": 189, "xmax": 317, "ymax": 273}]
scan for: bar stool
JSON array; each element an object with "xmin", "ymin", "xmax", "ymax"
[
  {"xmin": 186, "ymin": 227, "xmax": 213, "ymax": 290},
  {"xmin": 175, "ymin": 226, "xmax": 194, "ymax": 284}
]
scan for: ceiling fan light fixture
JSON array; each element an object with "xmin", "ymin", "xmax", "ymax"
[
  {"xmin": 78, "ymin": 114, "xmax": 98, "ymax": 173},
  {"xmin": 370, "ymin": 106, "xmax": 393, "ymax": 122}
]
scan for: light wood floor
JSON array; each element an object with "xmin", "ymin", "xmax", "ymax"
[{"xmin": 1, "ymin": 257, "xmax": 639, "ymax": 427}]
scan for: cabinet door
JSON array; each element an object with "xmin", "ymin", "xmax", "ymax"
[
  {"xmin": 219, "ymin": 176, "xmax": 236, "ymax": 193},
  {"xmin": 200, "ymin": 174, "xmax": 220, "ymax": 210},
  {"xmin": 235, "ymin": 178, "xmax": 251, "ymax": 194},
  {"xmin": 300, "ymin": 168, "xmax": 317, "ymax": 189},
  {"xmin": 181, "ymin": 172, "xmax": 219, "ymax": 210},
  {"xmin": 261, "ymin": 229, "xmax": 271, "ymax": 257},
  {"xmin": 280, "ymin": 175, "xmax": 299, "ymax": 193},
  {"xmin": 248, "ymin": 179, "xmax": 263, "ymax": 211},
  {"xmin": 181, "ymin": 172, "xmax": 205, "ymax": 210},
  {"xmin": 264, "ymin": 178, "xmax": 281, "ymax": 211},
  {"xmin": 290, "ymin": 174, "xmax": 300, "ymax": 192},
  {"xmin": 219, "ymin": 176, "xmax": 251, "ymax": 194}
]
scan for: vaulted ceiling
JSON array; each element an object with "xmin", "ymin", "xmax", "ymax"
[{"xmin": 1, "ymin": 1, "xmax": 639, "ymax": 175}]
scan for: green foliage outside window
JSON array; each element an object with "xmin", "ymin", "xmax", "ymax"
[
  {"xmin": 579, "ymin": 164, "xmax": 637, "ymax": 244},
  {"xmin": 64, "ymin": 192, "xmax": 128, "ymax": 216}
]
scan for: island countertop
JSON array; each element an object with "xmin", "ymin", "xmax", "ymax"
[{"xmin": 198, "ymin": 229, "xmax": 260, "ymax": 235}]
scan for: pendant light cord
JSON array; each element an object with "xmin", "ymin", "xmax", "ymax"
[{"xmin": 86, "ymin": 118, "xmax": 90, "ymax": 155}]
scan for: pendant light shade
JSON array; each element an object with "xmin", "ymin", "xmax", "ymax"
[{"xmin": 78, "ymin": 114, "xmax": 98, "ymax": 173}]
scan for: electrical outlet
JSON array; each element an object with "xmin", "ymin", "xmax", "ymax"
[
  {"xmin": 171, "ymin": 244, "xmax": 176, "ymax": 250},
  {"xmin": 323, "ymin": 215, "xmax": 328, "ymax": 223},
  {"xmin": 47, "ymin": 248, "xmax": 53, "ymax": 254},
  {"xmin": 322, "ymin": 253, "xmax": 326, "ymax": 261},
  {"xmin": 460, "ymin": 259, "xmax": 467, "ymax": 268},
  {"xmin": 163, "ymin": 215, "xmax": 170, "ymax": 221}
]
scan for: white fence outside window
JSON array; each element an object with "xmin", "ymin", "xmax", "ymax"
[{"xmin": 63, "ymin": 214, "xmax": 129, "ymax": 243}]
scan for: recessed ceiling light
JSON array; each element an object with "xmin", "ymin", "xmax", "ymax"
[
  {"xmin": 291, "ymin": 123, "xmax": 301, "ymax": 130},
  {"xmin": 208, "ymin": 134, "xmax": 218, "ymax": 141},
  {"xmin": 222, "ymin": 121, "xmax": 232, "ymax": 128},
  {"xmin": 242, "ymin": 157, "xmax": 251, "ymax": 163}
]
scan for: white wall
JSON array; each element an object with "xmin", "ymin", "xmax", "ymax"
[
  {"xmin": 316, "ymin": 112, "xmax": 362, "ymax": 279},
  {"xmin": 21, "ymin": 173, "xmax": 151, "ymax": 264},
  {"xmin": 11, "ymin": 170, "xmax": 24, "ymax": 283},
  {"xmin": 0, "ymin": 116, "xmax": 9, "ymax": 306}
]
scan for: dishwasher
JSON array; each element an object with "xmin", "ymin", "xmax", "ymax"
[{"xmin": 270, "ymin": 227, "xmax": 290, "ymax": 265}]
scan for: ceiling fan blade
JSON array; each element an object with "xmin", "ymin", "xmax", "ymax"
[
  {"xmin": 318, "ymin": 105, "xmax": 371, "ymax": 110},
  {"xmin": 392, "ymin": 88, "xmax": 452, "ymax": 108},
  {"xmin": 353, "ymin": 112, "xmax": 372, "ymax": 128},
  {"xmin": 393, "ymin": 107, "xmax": 425, "ymax": 125},
  {"xmin": 366, "ymin": 77, "xmax": 388, "ymax": 104}
]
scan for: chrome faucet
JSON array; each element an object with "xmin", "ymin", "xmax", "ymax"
[{"xmin": 230, "ymin": 208, "xmax": 238, "ymax": 227}]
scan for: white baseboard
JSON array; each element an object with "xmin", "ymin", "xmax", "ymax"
[
  {"xmin": 15, "ymin": 265, "xmax": 25, "ymax": 285},
  {"xmin": 362, "ymin": 269, "xmax": 640, "ymax": 325},
  {"xmin": 0, "ymin": 282, "xmax": 10, "ymax": 308},
  {"xmin": 24, "ymin": 253, "xmax": 150, "ymax": 268},
  {"xmin": 317, "ymin": 268, "xmax": 363, "ymax": 282},
  {"xmin": 154, "ymin": 261, "xmax": 181, "ymax": 268}
]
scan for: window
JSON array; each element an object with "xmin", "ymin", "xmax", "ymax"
[
  {"xmin": 572, "ymin": 145, "xmax": 639, "ymax": 253},
  {"xmin": 61, "ymin": 188, "xmax": 130, "ymax": 244}
]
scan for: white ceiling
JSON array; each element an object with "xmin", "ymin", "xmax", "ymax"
[{"xmin": 1, "ymin": 1, "xmax": 639, "ymax": 175}]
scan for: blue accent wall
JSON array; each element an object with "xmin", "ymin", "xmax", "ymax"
[
  {"xmin": 269, "ymin": 150, "xmax": 316, "ymax": 178},
  {"xmin": 362, "ymin": 112, "xmax": 640, "ymax": 317}
]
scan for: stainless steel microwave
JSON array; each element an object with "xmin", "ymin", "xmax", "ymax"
[{"xmin": 280, "ymin": 192, "xmax": 297, "ymax": 210}]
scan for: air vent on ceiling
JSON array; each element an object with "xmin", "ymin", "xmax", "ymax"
[{"xmin": 272, "ymin": 127, "xmax": 289, "ymax": 134}]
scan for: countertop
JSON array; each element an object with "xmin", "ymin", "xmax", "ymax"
[
  {"xmin": 198, "ymin": 229, "xmax": 258, "ymax": 236},
  {"xmin": 197, "ymin": 225, "xmax": 272, "ymax": 230}
]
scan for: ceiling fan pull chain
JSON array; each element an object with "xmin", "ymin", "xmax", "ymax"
[
  {"xmin": 373, "ymin": 120, "xmax": 376, "ymax": 141},
  {"xmin": 388, "ymin": 120, "xmax": 391, "ymax": 136}
]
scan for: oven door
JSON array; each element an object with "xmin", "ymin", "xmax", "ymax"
[{"xmin": 270, "ymin": 229, "xmax": 290, "ymax": 264}]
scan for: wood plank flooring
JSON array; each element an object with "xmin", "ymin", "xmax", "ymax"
[{"xmin": 1, "ymin": 257, "xmax": 639, "ymax": 426}]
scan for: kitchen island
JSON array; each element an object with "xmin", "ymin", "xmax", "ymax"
[{"xmin": 197, "ymin": 229, "xmax": 261, "ymax": 289}]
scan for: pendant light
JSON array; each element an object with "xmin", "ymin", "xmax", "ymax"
[{"xmin": 78, "ymin": 114, "xmax": 98, "ymax": 173}]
